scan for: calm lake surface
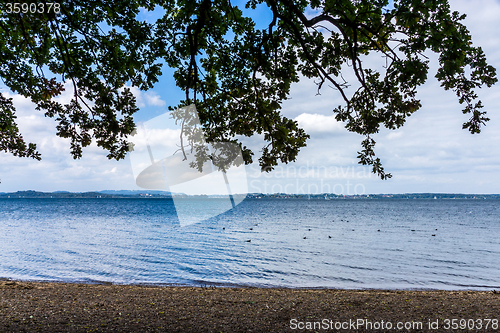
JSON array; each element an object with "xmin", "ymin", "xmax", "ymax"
[{"xmin": 0, "ymin": 198, "xmax": 499, "ymax": 290}]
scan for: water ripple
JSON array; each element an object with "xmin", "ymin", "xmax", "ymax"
[{"xmin": 1, "ymin": 198, "xmax": 499, "ymax": 289}]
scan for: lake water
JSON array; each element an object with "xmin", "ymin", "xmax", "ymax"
[{"xmin": 0, "ymin": 198, "xmax": 499, "ymax": 290}]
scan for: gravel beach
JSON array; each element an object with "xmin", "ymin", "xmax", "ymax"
[{"xmin": 1, "ymin": 280, "xmax": 499, "ymax": 332}]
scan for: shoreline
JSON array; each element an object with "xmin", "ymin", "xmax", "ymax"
[
  {"xmin": 2, "ymin": 277, "xmax": 499, "ymax": 292},
  {"xmin": 1, "ymin": 280, "xmax": 499, "ymax": 332}
]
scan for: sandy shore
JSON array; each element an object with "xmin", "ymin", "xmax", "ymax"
[{"xmin": 0, "ymin": 280, "xmax": 499, "ymax": 332}]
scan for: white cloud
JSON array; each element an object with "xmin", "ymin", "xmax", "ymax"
[
  {"xmin": 294, "ymin": 113, "xmax": 344, "ymax": 134},
  {"xmin": 127, "ymin": 86, "xmax": 166, "ymax": 108},
  {"xmin": 144, "ymin": 91, "xmax": 167, "ymax": 107}
]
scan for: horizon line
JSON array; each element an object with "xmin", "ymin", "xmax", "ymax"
[{"xmin": 1, "ymin": 190, "xmax": 499, "ymax": 196}]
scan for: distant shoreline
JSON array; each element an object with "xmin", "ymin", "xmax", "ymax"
[{"xmin": 1, "ymin": 190, "xmax": 499, "ymax": 200}]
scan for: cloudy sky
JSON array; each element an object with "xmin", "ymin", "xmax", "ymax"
[{"xmin": 1, "ymin": 0, "xmax": 500, "ymax": 195}]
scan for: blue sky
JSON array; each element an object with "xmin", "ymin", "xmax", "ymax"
[{"xmin": 1, "ymin": 0, "xmax": 500, "ymax": 195}]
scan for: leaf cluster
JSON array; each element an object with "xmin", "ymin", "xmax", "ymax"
[
  {"xmin": 154, "ymin": 0, "xmax": 497, "ymax": 177},
  {"xmin": 1, "ymin": 0, "xmax": 160, "ymax": 160}
]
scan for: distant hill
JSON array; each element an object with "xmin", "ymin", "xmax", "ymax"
[
  {"xmin": 0, "ymin": 190, "xmax": 173, "ymax": 198},
  {"xmin": 0, "ymin": 190, "xmax": 110, "ymax": 198}
]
